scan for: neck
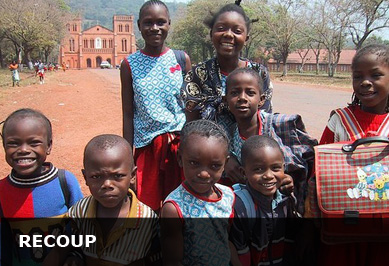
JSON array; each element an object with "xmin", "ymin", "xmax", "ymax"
[
  {"xmin": 142, "ymin": 45, "xmax": 167, "ymax": 56},
  {"xmin": 360, "ymin": 101, "xmax": 388, "ymax": 115},
  {"xmin": 237, "ymin": 114, "xmax": 259, "ymax": 139},
  {"xmin": 217, "ymin": 56, "xmax": 243, "ymax": 74},
  {"xmin": 97, "ymin": 198, "xmax": 131, "ymax": 219}
]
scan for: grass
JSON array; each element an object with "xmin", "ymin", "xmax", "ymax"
[
  {"xmin": 270, "ymin": 71, "xmax": 352, "ymax": 89},
  {"xmin": 0, "ymin": 68, "xmax": 39, "ymax": 88}
]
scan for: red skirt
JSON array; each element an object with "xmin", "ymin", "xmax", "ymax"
[{"xmin": 134, "ymin": 133, "xmax": 184, "ymax": 211}]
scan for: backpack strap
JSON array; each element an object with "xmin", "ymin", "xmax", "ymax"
[
  {"xmin": 376, "ymin": 114, "xmax": 389, "ymax": 137},
  {"xmin": 58, "ymin": 169, "xmax": 70, "ymax": 208},
  {"xmin": 334, "ymin": 107, "xmax": 364, "ymax": 141},
  {"xmin": 232, "ymin": 184, "xmax": 256, "ymax": 218},
  {"xmin": 173, "ymin": 49, "xmax": 186, "ymax": 75}
]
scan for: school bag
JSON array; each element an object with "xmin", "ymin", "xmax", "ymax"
[
  {"xmin": 173, "ymin": 49, "xmax": 186, "ymax": 75},
  {"xmin": 315, "ymin": 108, "xmax": 389, "ymax": 244}
]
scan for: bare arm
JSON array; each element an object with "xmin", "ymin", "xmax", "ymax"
[
  {"xmin": 160, "ymin": 202, "xmax": 184, "ymax": 266},
  {"xmin": 120, "ymin": 59, "xmax": 134, "ymax": 150}
]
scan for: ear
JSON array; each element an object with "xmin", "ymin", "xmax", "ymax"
[
  {"xmin": 239, "ymin": 166, "xmax": 246, "ymax": 178},
  {"xmin": 82, "ymin": 169, "xmax": 88, "ymax": 186},
  {"xmin": 177, "ymin": 148, "xmax": 183, "ymax": 168},
  {"xmin": 209, "ymin": 29, "xmax": 213, "ymax": 40},
  {"xmin": 137, "ymin": 20, "xmax": 140, "ymax": 31},
  {"xmin": 46, "ymin": 139, "xmax": 53, "ymax": 155},
  {"xmin": 130, "ymin": 166, "xmax": 137, "ymax": 187},
  {"xmin": 258, "ymin": 93, "xmax": 266, "ymax": 108},
  {"xmin": 245, "ymin": 34, "xmax": 249, "ymax": 43}
]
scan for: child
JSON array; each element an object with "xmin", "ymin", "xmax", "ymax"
[
  {"xmin": 306, "ymin": 44, "xmax": 389, "ymax": 266},
  {"xmin": 230, "ymin": 135, "xmax": 299, "ymax": 266},
  {"xmin": 181, "ymin": 0, "xmax": 273, "ymax": 124},
  {"xmin": 38, "ymin": 62, "xmax": 45, "ymax": 84},
  {"xmin": 46, "ymin": 134, "xmax": 161, "ymax": 265},
  {"xmin": 225, "ymin": 68, "xmax": 317, "ymax": 214},
  {"xmin": 0, "ymin": 108, "xmax": 83, "ymax": 265},
  {"xmin": 160, "ymin": 120, "xmax": 235, "ymax": 265},
  {"xmin": 9, "ymin": 60, "xmax": 20, "ymax": 87},
  {"xmin": 121, "ymin": 0, "xmax": 191, "ymax": 211}
]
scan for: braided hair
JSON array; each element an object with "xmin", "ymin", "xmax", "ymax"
[
  {"xmin": 139, "ymin": 0, "xmax": 169, "ymax": 20},
  {"xmin": 350, "ymin": 44, "xmax": 389, "ymax": 112},
  {"xmin": 204, "ymin": 0, "xmax": 251, "ymax": 32},
  {"xmin": 1, "ymin": 108, "xmax": 52, "ymax": 144},
  {"xmin": 180, "ymin": 120, "xmax": 230, "ymax": 152}
]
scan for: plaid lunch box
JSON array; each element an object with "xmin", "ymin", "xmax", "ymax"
[{"xmin": 315, "ymin": 136, "xmax": 389, "ymax": 244}]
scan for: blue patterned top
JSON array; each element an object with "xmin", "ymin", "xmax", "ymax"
[
  {"xmin": 164, "ymin": 182, "xmax": 235, "ymax": 265},
  {"xmin": 127, "ymin": 49, "xmax": 186, "ymax": 148}
]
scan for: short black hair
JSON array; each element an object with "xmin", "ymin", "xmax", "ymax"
[
  {"xmin": 241, "ymin": 135, "xmax": 283, "ymax": 166},
  {"xmin": 180, "ymin": 119, "xmax": 229, "ymax": 152},
  {"xmin": 226, "ymin": 67, "xmax": 263, "ymax": 94},
  {"xmin": 83, "ymin": 134, "xmax": 133, "ymax": 167},
  {"xmin": 204, "ymin": 1, "xmax": 251, "ymax": 32},
  {"xmin": 2, "ymin": 108, "xmax": 52, "ymax": 144},
  {"xmin": 139, "ymin": 0, "xmax": 169, "ymax": 20}
]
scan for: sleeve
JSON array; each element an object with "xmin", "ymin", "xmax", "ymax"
[
  {"xmin": 181, "ymin": 64, "xmax": 204, "ymax": 113},
  {"xmin": 64, "ymin": 171, "xmax": 84, "ymax": 206},
  {"xmin": 229, "ymin": 199, "xmax": 250, "ymax": 256},
  {"xmin": 319, "ymin": 126, "xmax": 335, "ymax": 145}
]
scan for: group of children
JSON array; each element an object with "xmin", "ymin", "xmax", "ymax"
[{"xmin": 0, "ymin": 0, "xmax": 388, "ymax": 265}]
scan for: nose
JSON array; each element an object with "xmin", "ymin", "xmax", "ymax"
[
  {"xmin": 262, "ymin": 169, "xmax": 274, "ymax": 180},
  {"xmin": 17, "ymin": 143, "xmax": 30, "ymax": 154},
  {"xmin": 102, "ymin": 178, "xmax": 114, "ymax": 189},
  {"xmin": 150, "ymin": 23, "xmax": 159, "ymax": 31},
  {"xmin": 361, "ymin": 79, "xmax": 372, "ymax": 88},
  {"xmin": 222, "ymin": 29, "xmax": 233, "ymax": 38},
  {"xmin": 197, "ymin": 170, "xmax": 210, "ymax": 179},
  {"xmin": 238, "ymin": 92, "xmax": 247, "ymax": 101}
]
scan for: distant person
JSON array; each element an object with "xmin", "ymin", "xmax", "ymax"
[
  {"xmin": 38, "ymin": 62, "xmax": 46, "ymax": 84},
  {"xmin": 44, "ymin": 134, "xmax": 161, "ymax": 265},
  {"xmin": 161, "ymin": 120, "xmax": 235, "ymax": 265},
  {"xmin": 61, "ymin": 62, "xmax": 66, "ymax": 72},
  {"xmin": 0, "ymin": 108, "xmax": 83, "ymax": 265},
  {"xmin": 121, "ymin": 0, "xmax": 191, "ymax": 211},
  {"xmin": 306, "ymin": 44, "xmax": 389, "ymax": 266},
  {"xmin": 8, "ymin": 60, "xmax": 20, "ymax": 87}
]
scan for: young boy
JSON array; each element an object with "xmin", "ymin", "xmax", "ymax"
[
  {"xmin": 229, "ymin": 135, "xmax": 298, "ymax": 266},
  {"xmin": 51, "ymin": 134, "xmax": 161, "ymax": 265},
  {"xmin": 0, "ymin": 108, "xmax": 83, "ymax": 265},
  {"xmin": 224, "ymin": 67, "xmax": 317, "ymax": 213}
]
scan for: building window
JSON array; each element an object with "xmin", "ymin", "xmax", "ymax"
[
  {"xmin": 125, "ymin": 24, "xmax": 130, "ymax": 32},
  {"xmin": 118, "ymin": 24, "xmax": 123, "ymax": 32},
  {"xmin": 73, "ymin": 24, "xmax": 77, "ymax": 31},
  {"xmin": 103, "ymin": 39, "xmax": 107, "ymax": 48},
  {"xmin": 90, "ymin": 39, "xmax": 94, "ymax": 48},
  {"xmin": 122, "ymin": 39, "xmax": 127, "ymax": 52},
  {"xmin": 66, "ymin": 24, "xmax": 70, "ymax": 31},
  {"xmin": 83, "ymin": 39, "xmax": 88, "ymax": 48},
  {"xmin": 69, "ymin": 38, "xmax": 75, "ymax": 52},
  {"xmin": 109, "ymin": 39, "xmax": 113, "ymax": 48},
  {"xmin": 95, "ymin": 37, "xmax": 102, "ymax": 49}
]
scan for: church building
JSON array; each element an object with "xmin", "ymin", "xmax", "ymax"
[{"xmin": 59, "ymin": 15, "xmax": 136, "ymax": 69}]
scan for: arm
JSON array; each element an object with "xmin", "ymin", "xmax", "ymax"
[
  {"xmin": 224, "ymin": 154, "xmax": 245, "ymax": 184},
  {"xmin": 229, "ymin": 207, "xmax": 251, "ymax": 266},
  {"xmin": 120, "ymin": 59, "xmax": 135, "ymax": 149},
  {"xmin": 160, "ymin": 202, "xmax": 184, "ymax": 266}
]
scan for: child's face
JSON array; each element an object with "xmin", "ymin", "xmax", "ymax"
[
  {"xmin": 241, "ymin": 146, "xmax": 285, "ymax": 198},
  {"xmin": 178, "ymin": 134, "xmax": 228, "ymax": 197},
  {"xmin": 138, "ymin": 4, "xmax": 170, "ymax": 49},
  {"xmin": 211, "ymin": 11, "xmax": 248, "ymax": 59},
  {"xmin": 352, "ymin": 53, "xmax": 389, "ymax": 114},
  {"xmin": 83, "ymin": 145, "xmax": 136, "ymax": 209},
  {"xmin": 3, "ymin": 117, "xmax": 52, "ymax": 177},
  {"xmin": 226, "ymin": 72, "xmax": 264, "ymax": 121}
]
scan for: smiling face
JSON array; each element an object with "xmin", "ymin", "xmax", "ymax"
[
  {"xmin": 3, "ymin": 117, "xmax": 52, "ymax": 177},
  {"xmin": 211, "ymin": 11, "xmax": 248, "ymax": 59},
  {"xmin": 83, "ymin": 145, "xmax": 136, "ymax": 209},
  {"xmin": 178, "ymin": 134, "xmax": 229, "ymax": 198},
  {"xmin": 352, "ymin": 53, "xmax": 389, "ymax": 114},
  {"xmin": 241, "ymin": 146, "xmax": 285, "ymax": 198},
  {"xmin": 226, "ymin": 72, "xmax": 265, "ymax": 122},
  {"xmin": 138, "ymin": 4, "xmax": 170, "ymax": 52}
]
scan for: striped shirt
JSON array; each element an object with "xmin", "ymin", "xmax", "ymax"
[{"xmin": 68, "ymin": 189, "xmax": 160, "ymax": 265}]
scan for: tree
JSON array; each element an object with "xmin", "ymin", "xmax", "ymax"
[{"xmin": 349, "ymin": 0, "xmax": 389, "ymax": 49}]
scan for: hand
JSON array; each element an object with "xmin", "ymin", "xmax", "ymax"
[
  {"xmin": 279, "ymin": 174, "xmax": 294, "ymax": 195},
  {"xmin": 224, "ymin": 156, "xmax": 245, "ymax": 184}
]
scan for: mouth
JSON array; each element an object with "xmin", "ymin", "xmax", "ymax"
[
  {"xmin": 358, "ymin": 91, "xmax": 376, "ymax": 98},
  {"xmin": 260, "ymin": 182, "xmax": 277, "ymax": 188},
  {"xmin": 14, "ymin": 158, "xmax": 36, "ymax": 166},
  {"xmin": 220, "ymin": 42, "xmax": 234, "ymax": 48},
  {"xmin": 235, "ymin": 106, "xmax": 250, "ymax": 112},
  {"xmin": 101, "ymin": 194, "xmax": 118, "ymax": 199}
]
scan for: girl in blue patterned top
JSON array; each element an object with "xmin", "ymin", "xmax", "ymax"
[
  {"xmin": 161, "ymin": 120, "xmax": 236, "ymax": 266},
  {"xmin": 120, "ymin": 0, "xmax": 191, "ymax": 211}
]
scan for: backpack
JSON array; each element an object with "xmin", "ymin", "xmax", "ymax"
[
  {"xmin": 58, "ymin": 169, "xmax": 70, "ymax": 208},
  {"xmin": 173, "ymin": 49, "xmax": 186, "ymax": 75}
]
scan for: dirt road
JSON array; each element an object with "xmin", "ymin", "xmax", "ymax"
[{"xmin": 0, "ymin": 69, "xmax": 354, "ymax": 195}]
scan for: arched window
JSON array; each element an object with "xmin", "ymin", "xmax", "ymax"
[
  {"xmin": 90, "ymin": 39, "xmax": 94, "ymax": 49},
  {"xmin": 125, "ymin": 24, "xmax": 130, "ymax": 32},
  {"xmin": 109, "ymin": 39, "xmax": 113, "ymax": 48},
  {"xmin": 102, "ymin": 39, "xmax": 107, "ymax": 48},
  {"xmin": 83, "ymin": 39, "xmax": 88, "ymax": 48},
  {"xmin": 69, "ymin": 38, "xmax": 75, "ymax": 52},
  {"xmin": 118, "ymin": 24, "xmax": 123, "ymax": 32},
  {"xmin": 122, "ymin": 39, "xmax": 127, "ymax": 52}
]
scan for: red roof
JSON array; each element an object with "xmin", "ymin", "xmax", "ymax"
[{"xmin": 268, "ymin": 49, "xmax": 356, "ymax": 65}]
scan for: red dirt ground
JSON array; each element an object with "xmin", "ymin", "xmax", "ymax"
[{"xmin": 0, "ymin": 69, "xmax": 122, "ymax": 196}]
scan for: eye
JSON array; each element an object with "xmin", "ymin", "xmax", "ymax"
[
  {"xmin": 189, "ymin": 160, "xmax": 198, "ymax": 166},
  {"xmin": 247, "ymin": 90, "xmax": 256, "ymax": 96},
  {"xmin": 211, "ymin": 164, "xmax": 222, "ymax": 170},
  {"xmin": 157, "ymin": 20, "xmax": 167, "ymax": 26},
  {"xmin": 215, "ymin": 25, "xmax": 225, "ymax": 32},
  {"xmin": 229, "ymin": 90, "xmax": 239, "ymax": 96},
  {"xmin": 113, "ymin": 174, "xmax": 125, "ymax": 179},
  {"xmin": 90, "ymin": 175, "xmax": 101, "ymax": 179},
  {"xmin": 30, "ymin": 140, "xmax": 43, "ymax": 147},
  {"xmin": 233, "ymin": 28, "xmax": 243, "ymax": 34}
]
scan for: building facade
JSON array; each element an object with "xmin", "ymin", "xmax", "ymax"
[{"xmin": 59, "ymin": 15, "xmax": 136, "ymax": 69}]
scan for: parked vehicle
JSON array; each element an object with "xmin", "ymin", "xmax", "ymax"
[{"xmin": 100, "ymin": 61, "xmax": 111, "ymax": 69}]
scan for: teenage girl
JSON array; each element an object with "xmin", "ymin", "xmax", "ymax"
[
  {"xmin": 121, "ymin": 0, "xmax": 191, "ymax": 211},
  {"xmin": 306, "ymin": 44, "xmax": 389, "ymax": 266},
  {"xmin": 161, "ymin": 119, "xmax": 235, "ymax": 265},
  {"xmin": 181, "ymin": 0, "xmax": 273, "ymax": 124}
]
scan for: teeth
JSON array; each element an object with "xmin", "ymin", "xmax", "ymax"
[
  {"xmin": 261, "ymin": 183, "xmax": 275, "ymax": 187},
  {"xmin": 221, "ymin": 43, "xmax": 233, "ymax": 47},
  {"xmin": 17, "ymin": 159, "xmax": 34, "ymax": 164}
]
